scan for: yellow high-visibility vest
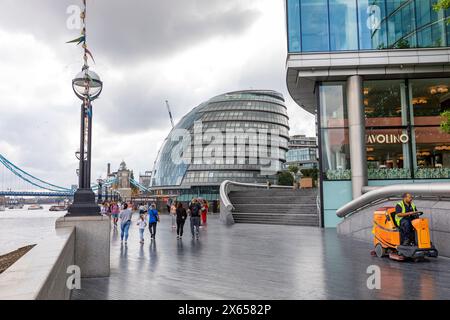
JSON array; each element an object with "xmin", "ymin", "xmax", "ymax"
[{"xmin": 395, "ymin": 201, "xmax": 417, "ymax": 226}]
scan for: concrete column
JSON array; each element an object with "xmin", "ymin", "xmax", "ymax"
[{"xmin": 347, "ymin": 75, "xmax": 367, "ymax": 199}]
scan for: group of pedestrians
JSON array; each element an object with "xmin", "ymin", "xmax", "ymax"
[
  {"xmin": 168, "ymin": 198, "xmax": 209, "ymax": 239},
  {"xmin": 100, "ymin": 198, "xmax": 210, "ymax": 244},
  {"xmin": 100, "ymin": 201, "xmax": 120, "ymax": 226}
]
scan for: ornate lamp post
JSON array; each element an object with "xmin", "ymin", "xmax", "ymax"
[
  {"xmin": 68, "ymin": 70, "xmax": 103, "ymax": 216},
  {"xmin": 67, "ymin": 0, "xmax": 103, "ymax": 216}
]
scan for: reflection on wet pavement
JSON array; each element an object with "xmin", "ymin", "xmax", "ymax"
[{"xmin": 73, "ymin": 216, "xmax": 450, "ymax": 300}]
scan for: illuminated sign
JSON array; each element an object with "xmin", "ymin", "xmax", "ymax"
[{"xmin": 366, "ymin": 133, "xmax": 409, "ymax": 144}]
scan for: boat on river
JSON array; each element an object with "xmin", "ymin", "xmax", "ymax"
[
  {"xmin": 49, "ymin": 205, "xmax": 68, "ymax": 212},
  {"xmin": 28, "ymin": 204, "xmax": 44, "ymax": 210}
]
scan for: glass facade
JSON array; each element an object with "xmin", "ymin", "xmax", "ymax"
[
  {"xmin": 285, "ymin": 148, "xmax": 317, "ymax": 168},
  {"xmin": 287, "ymin": 0, "xmax": 450, "ymax": 53},
  {"xmin": 320, "ymin": 83, "xmax": 352, "ymax": 180},
  {"xmin": 151, "ymin": 90, "xmax": 290, "ymax": 190},
  {"xmin": 321, "ymin": 78, "xmax": 450, "ymax": 180}
]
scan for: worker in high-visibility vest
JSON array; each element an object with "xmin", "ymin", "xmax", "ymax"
[{"xmin": 394, "ymin": 193, "xmax": 420, "ymax": 246}]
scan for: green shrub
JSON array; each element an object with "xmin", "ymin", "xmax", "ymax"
[{"xmin": 278, "ymin": 171, "xmax": 294, "ymax": 186}]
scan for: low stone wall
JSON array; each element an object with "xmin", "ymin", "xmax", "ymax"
[
  {"xmin": 0, "ymin": 227, "xmax": 75, "ymax": 300},
  {"xmin": 56, "ymin": 215, "xmax": 110, "ymax": 278},
  {"xmin": 337, "ymin": 199, "xmax": 450, "ymax": 258}
]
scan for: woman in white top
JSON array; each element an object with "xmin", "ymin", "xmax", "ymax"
[
  {"xmin": 170, "ymin": 202, "xmax": 177, "ymax": 229},
  {"xmin": 137, "ymin": 214, "xmax": 147, "ymax": 244}
]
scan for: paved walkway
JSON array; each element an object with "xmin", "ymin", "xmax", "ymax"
[{"xmin": 73, "ymin": 216, "xmax": 450, "ymax": 300}]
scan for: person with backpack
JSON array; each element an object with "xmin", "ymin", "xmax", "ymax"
[
  {"xmin": 189, "ymin": 198, "xmax": 202, "ymax": 240},
  {"xmin": 148, "ymin": 203, "xmax": 160, "ymax": 240}
]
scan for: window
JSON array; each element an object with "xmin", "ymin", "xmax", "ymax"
[
  {"xmin": 319, "ymin": 82, "xmax": 350, "ymax": 180},
  {"xmin": 300, "ymin": 0, "xmax": 330, "ymax": 52},
  {"xmin": 414, "ymin": 128, "xmax": 450, "ymax": 178},
  {"xmin": 287, "ymin": 0, "xmax": 301, "ymax": 52},
  {"xmin": 286, "ymin": 0, "xmax": 450, "ymax": 53},
  {"xmin": 358, "ymin": 78, "xmax": 450, "ymax": 180},
  {"xmin": 363, "ymin": 79, "xmax": 412, "ymax": 179},
  {"xmin": 320, "ymin": 83, "xmax": 347, "ymax": 128},
  {"xmin": 329, "ymin": 0, "xmax": 358, "ymax": 51},
  {"xmin": 358, "ymin": 0, "xmax": 388, "ymax": 50},
  {"xmin": 410, "ymin": 78, "xmax": 450, "ymax": 178},
  {"xmin": 366, "ymin": 127, "xmax": 411, "ymax": 179},
  {"xmin": 321, "ymin": 128, "xmax": 351, "ymax": 180},
  {"xmin": 364, "ymin": 80, "xmax": 407, "ymax": 127}
]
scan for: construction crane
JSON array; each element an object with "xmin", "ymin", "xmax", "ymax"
[{"xmin": 165, "ymin": 100, "xmax": 175, "ymax": 128}]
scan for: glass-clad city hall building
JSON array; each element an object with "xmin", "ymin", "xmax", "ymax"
[
  {"xmin": 286, "ymin": 0, "xmax": 450, "ymax": 227},
  {"xmin": 151, "ymin": 90, "xmax": 289, "ymax": 202}
]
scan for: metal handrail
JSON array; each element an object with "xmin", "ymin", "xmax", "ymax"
[
  {"xmin": 336, "ymin": 182, "xmax": 450, "ymax": 218},
  {"xmin": 220, "ymin": 180, "xmax": 292, "ymax": 211}
]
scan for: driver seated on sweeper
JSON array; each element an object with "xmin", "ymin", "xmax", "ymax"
[{"xmin": 394, "ymin": 193, "xmax": 420, "ymax": 246}]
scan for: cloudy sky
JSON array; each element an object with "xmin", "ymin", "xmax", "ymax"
[{"xmin": 0, "ymin": 0, "xmax": 314, "ymax": 188}]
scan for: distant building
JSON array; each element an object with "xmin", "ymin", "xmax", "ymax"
[
  {"xmin": 284, "ymin": 135, "xmax": 318, "ymax": 169},
  {"xmin": 139, "ymin": 171, "xmax": 152, "ymax": 188},
  {"xmin": 109, "ymin": 161, "xmax": 133, "ymax": 201},
  {"xmin": 151, "ymin": 90, "xmax": 290, "ymax": 202}
]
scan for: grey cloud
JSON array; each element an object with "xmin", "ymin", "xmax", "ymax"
[
  {"xmin": 0, "ymin": 0, "xmax": 261, "ymax": 65},
  {"xmin": 95, "ymin": 80, "xmax": 200, "ymax": 134}
]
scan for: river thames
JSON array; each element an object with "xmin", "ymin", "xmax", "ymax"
[{"xmin": 0, "ymin": 206, "xmax": 65, "ymax": 256}]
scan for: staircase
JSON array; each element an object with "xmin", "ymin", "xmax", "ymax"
[{"xmin": 229, "ymin": 188, "xmax": 320, "ymax": 227}]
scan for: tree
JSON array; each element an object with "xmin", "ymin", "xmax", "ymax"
[
  {"xmin": 277, "ymin": 171, "xmax": 294, "ymax": 186},
  {"xmin": 441, "ymin": 110, "xmax": 450, "ymax": 134},
  {"xmin": 288, "ymin": 164, "xmax": 299, "ymax": 177},
  {"xmin": 434, "ymin": 0, "xmax": 450, "ymax": 14}
]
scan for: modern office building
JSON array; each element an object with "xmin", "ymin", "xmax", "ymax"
[
  {"xmin": 285, "ymin": 0, "xmax": 450, "ymax": 226},
  {"xmin": 151, "ymin": 90, "xmax": 290, "ymax": 202},
  {"xmin": 284, "ymin": 134, "xmax": 318, "ymax": 169}
]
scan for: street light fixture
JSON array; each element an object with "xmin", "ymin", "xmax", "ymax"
[
  {"xmin": 72, "ymin": 70, "xmax": 103, "ymax": 101},
  {"xmin": 67, "ymin": 69, "xmax": 103, "ymax": 216}
]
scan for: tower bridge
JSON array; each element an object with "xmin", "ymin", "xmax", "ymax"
[{"xmin": 0, "ymin": 154, "xmax": 149, "ymax": 199}]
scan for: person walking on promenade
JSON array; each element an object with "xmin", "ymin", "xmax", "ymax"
[
  {"xmin": 189, "ymin": 198, "xmax": 201, "ymax": 240},
  {"xmin": 137, "ymin": 214, "xmax": 147, "ymax": 244},
  {"xmin": 111, "ymin": 202, "xmax": 120, "ymax": 227},
  {"xmin": 100, "ymin": 202, "xmax": 108, "ymax": 215},
  {"xmin": 200, "ymin": 199, "xmax": 209, "ymax": 227},
  {"xmin": 170, "ymin": 200, "xmax": 177, "ymax": 229},
  {"xmin": 167, "ymin": 198, "xmax": 173, "ymax": 214},
  {"xmin": 139, "ymin": 203, "xmax": 146, "ymax": 215},
  {"xmin": 176, "ymin": 202, "xmax": 188, "ymax": 240},
  {"xmin": 119, "ymin": 203, "xmax": 133, "ymax": 244},
  {"xmin": 148, "ymin": 203, "xmax": 160, "ymax": 240}
]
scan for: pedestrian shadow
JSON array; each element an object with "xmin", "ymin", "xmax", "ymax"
[
  {"xmin": 176, "ymin": 240, "xmax": 184, "ymax": 256},
  {"xmin": 111, "ymin": 226, "xmax": 119, "ymax": 242},
  {"xmin": 148, "ymin": 240, "xmax": 158, "ymax": 271}
]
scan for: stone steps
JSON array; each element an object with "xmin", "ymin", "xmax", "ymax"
[
  {"xmin": 232, "ymin": 213, "xmax": 319, "ymax": 227},
  {"xmin": 229, "ymin": 188, "xmax": 320, "ymax": 227},
  {"xmin": 233, "ymin": 204, "xmax": 316, "ymax": 214},
  {"xmin": 230, "ymin": 196, "xmax": 317, "ymax": 204}
]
